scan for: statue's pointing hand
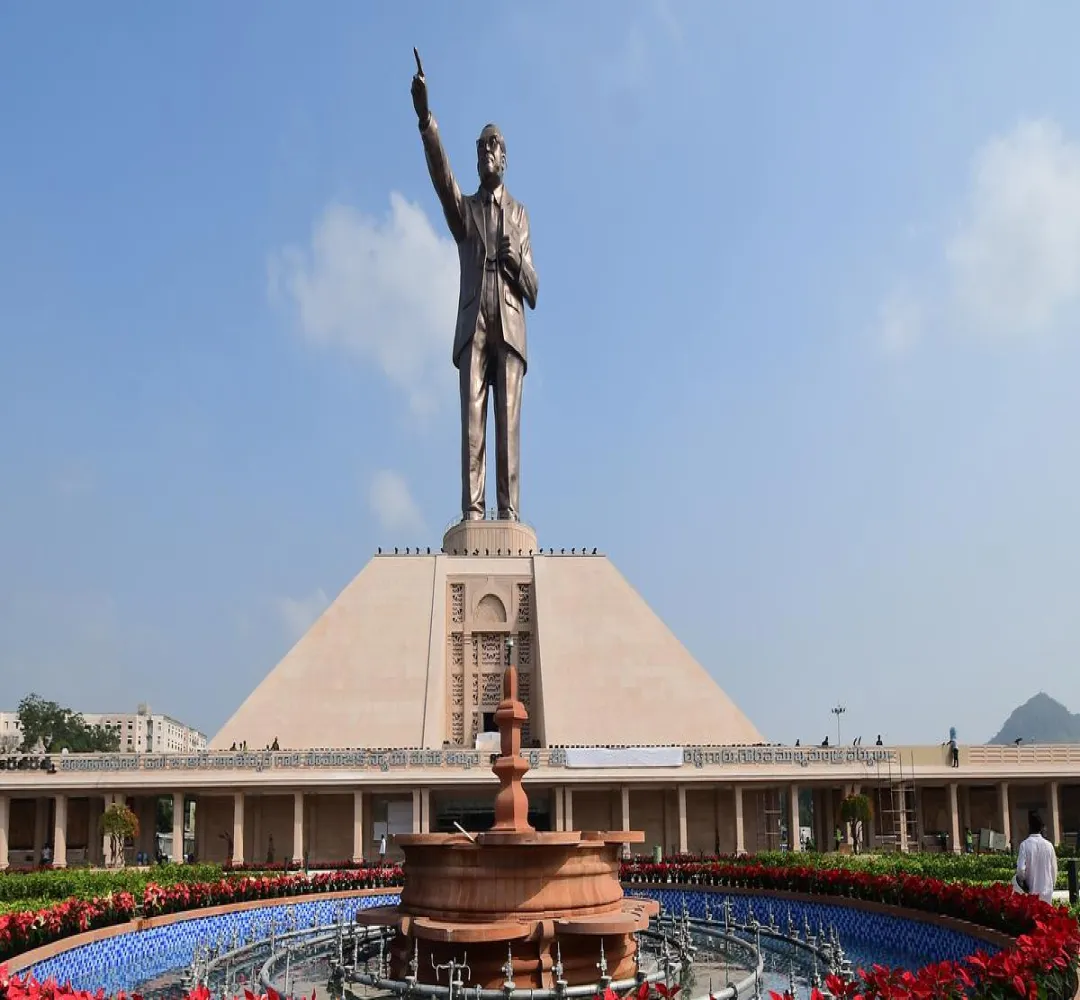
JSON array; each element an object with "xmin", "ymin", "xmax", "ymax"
[{"xmin": 411, "ymin": 48, "xmax": 429, "ymax": 124}]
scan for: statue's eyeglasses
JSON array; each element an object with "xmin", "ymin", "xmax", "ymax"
[{"xmin": 477, "ymin": 136, "xmax": 503, "ymax": 153}]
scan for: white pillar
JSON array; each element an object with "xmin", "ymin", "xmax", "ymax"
[
  {"xmin": 554, "ymin": 787, "xmax": 565, "ymax": 832},
  {"xmin": 998, "ymin": 782, "xmax": 1011, "ymax": 847},
  {"xmin": 172, "ymin": 792, "xmax": 185, "ymax": 863},
  {"xmin": 0, "ymin": 795, "xmax": 9, "ymax": 870},
  {"xmin": 420, "ymin": 789, "xmax": 431, "ymax": 834},
  {"xmin": 788, "ymin": 784, "xmax": 801, "ymax": 852},
  {"xmin": 53, "ymin": 795, "xmax": 68, "ymax": 868},
  {"xmin": 677, "ymin": 786, "xmax": 688, "ymax": 854},
  {"xmin": 898, "ymin": 788, "xmax": 909, "ymax": 853},
  {"xmin": 352, "ymin": 791, "xmax": 365, "ymax": 864},
  {"xmin": 734, "ymin": 785, "xmax": 745, "ymax": 855},
  {"xmin": 1048, "ymin": 782, "xmax": 1061, "ymax": 846},
  {"xmin": 621, "ymin": 786, "xmax": 631, "ymax": 835},
  {"xmin": 293, "ymin": 791, "xmax": 305, "ymax": 864},
  {"xmin": 947, "ymin": 783, "xmax": 961, "ymax": 854},
  {"xmin": 411, "ymin": 789, "xmax": 422, "ymax": 834},
  {"xmin": 564, "ymin": 787, "xmax": 574, "ymax": 831},
  {"xmin": 101, "ymin": 793, "xmax": 116, "ymax": 866},
  {"xmin": 232, "ymin": 792, "xmax": 245, "ymax": 865}
]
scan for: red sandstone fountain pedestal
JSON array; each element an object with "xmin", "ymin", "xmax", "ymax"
[{"xmin": 355, "ymin": 642, "xmax": 658, "ymax": 988}]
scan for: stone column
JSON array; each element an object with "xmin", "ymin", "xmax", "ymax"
[
  {"xmin": 420, "ymin": 788, "xmax": 431, "ymax": 834},
  {"xmin": 788, "ymin": 784, "xmax": 801, "ymax": 852},
  {"xmin": 898, "ymin": 789, "xmax": 909, "ymax": 853},
  {"xmin": 998, "ymin": 782, "xmax": 1011, "ymax": 847},
  {"xmin": 621, "ymin": 786, "xmax": 631, "ymax": 834},
  {"xmin": 172, "ymin": 792, "xmax": 185, "ymax": 863},
  {"xmin": 564, "ymin": 787, "xmax": 574, "ymax": 832},
  {"xmin": 411, "ymin": 789, "xmax": 422, "ymax": 834},
  {"xmin": 101, "ymin": 793, "xmax": 116, "ymax": 866},
  {"xmin": 53, "ymin": 795, "xmax": 68, "ymax": 868},
  {"xmin": 553, "ymin": 787, "xmax": 565, "ymax": 833},
  {"xmin": 734, "ymin": 785, "xmax": 745, "ymax": 855},
  {"xmin": 676, "ymin": 786, "xmax": 688, "ymax": 854},
  {"xmin": 0, "ymin": 794, "xmax": 9, "ymax": 870},
  {"xmin": 293, "ymin": 792, "xmax": 305, "ymax": 865},
  {"xmin": 352, "ymin": 791, "xmax": 365, "ymax": 863},
  {"xmin": 232, "ymin": 792, "xmax": 245, "ymax": 865},
  {"xmin": 1048, "ymin": 781, "xmax": 1061, "ymax": 845},
  {"xmin": 33, "ymin": 797, "xmax": 47, "ymax": 861},
  {"xmin": 960, "ymin": 785, "xmax": 972, "ymax": 836},
  {"xmin": 947, "ymin": 783, "xmax": 961, "ymax": 854}
]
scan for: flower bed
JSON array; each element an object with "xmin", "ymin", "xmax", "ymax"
[
  {"xmin": 0, "ymin": 868, "xmax": 401, "ymax": 963},
  {"xmin": 625, "ymin": 859, "xmax": 1080, "ymax": 999},
  {"xmin": 1, "ymin": 858, "xmax": 1077, "ymax": 999}
]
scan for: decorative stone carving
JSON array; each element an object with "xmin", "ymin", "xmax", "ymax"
[
  {"xmin": 517, "ymin": 632, "xmax": 531, "ymax": 667},
  {"xmin": 475, "ymin": 593, "xmax": 507, "ymax": 624},
  {"xmin": 451, "ymin": 634, "xmax": 464, "ymax": 668},
  {"xmin": 451, "ymin": 711, "xmax": 464, "ymax": 745},
  {"xmin": 450, "ymin": 583, "xmax": 465, "ymax": 625},
  {"xmin": 516, "ymin": 583, "xmax": 531, "ymax": 624},
  {"xmin": 480, "ymin": 633, "xmax": 503, "ymax": 667},
  {"xmin": 451, "ymin": 673, "xmax": 464, "ymax": 707},
  {"xmin": 482, "ymin": 672, "xmax": 503, "ymax": 706},
  {"xmin": 471, "ymin": 673, "xmax": 479, "ymax": 707}
]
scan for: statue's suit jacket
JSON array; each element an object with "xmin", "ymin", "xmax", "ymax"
[{"xmin": 420, "ymin": 116, "xmax": 539, "ymax": 371}]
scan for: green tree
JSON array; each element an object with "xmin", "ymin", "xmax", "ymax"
[
  {"xmin": 840, "ymin": 793, "xmax": 874, "ymax": 855},
  {"xmin": 17, "ymin": 694, "xmax": 120, "ymax": 753},
  {"xmin": 102, "ymin": 802, "xmax": 140, "ymax": 867}
]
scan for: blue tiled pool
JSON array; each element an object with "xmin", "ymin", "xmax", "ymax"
[
  {"xmin": 27, "ymin": 888, "xmax": 1000, "ymax": 995},
  {"xmin": 628, "ymin": 888, "xmax": 999, "ymax": 975}
]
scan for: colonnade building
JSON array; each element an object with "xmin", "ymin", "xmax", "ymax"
[{"xmin": 2, "ymin": 527, "xmax": 1076, "ymax": 867}]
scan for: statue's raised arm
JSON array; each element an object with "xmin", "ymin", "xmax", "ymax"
[
  {"xmin": 411, "ymin": 50, "xmax": 468, "ymax": 244},
  {"xmin": 410, "ymin": 49, "xmax": 538, "ymax": 525}
]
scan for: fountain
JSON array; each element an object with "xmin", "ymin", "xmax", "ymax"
[{"xmin": 355, "ymin": 637, "xmax": 659, "ymax": 988}]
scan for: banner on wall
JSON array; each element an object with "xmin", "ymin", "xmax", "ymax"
[{"xmin": 563, "ymin": 747, "xmax": 684, "ymax": 769}]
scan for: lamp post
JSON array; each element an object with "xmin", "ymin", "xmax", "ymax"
[{"xmin": 831, "ymin": 704, "xmax": 846, "ymax": 745}]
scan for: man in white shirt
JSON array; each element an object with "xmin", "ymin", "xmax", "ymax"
[{"xmin": 1016, "ymin": 811, "xmax": 1058, "ymax": 904}]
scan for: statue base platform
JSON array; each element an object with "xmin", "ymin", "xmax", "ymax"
[{"xmin": 442, "ymin": 518, "xmax": 538, "ymax": 556}]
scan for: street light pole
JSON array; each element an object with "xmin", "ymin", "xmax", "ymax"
[{"xmin": 831, "ymin": 704, "xmax": 846, "ymax": 745}]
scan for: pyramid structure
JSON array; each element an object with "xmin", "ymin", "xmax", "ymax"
[{"xmin": 211, "ymin": 550, "xmax": 762, "ymax": 751}]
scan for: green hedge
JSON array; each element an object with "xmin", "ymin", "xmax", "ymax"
[
  {"xmin": 668, "ymin": 850, "xmax": 1073, "ymax": 888},
  {"xmin": 0, "ymin": 864, "xmax": 229, "ymax": 905}
]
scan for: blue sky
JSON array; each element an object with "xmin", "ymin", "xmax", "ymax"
[{"xmin": 3, "ymin": 2, "xmax": 1080, "ymax": 746}]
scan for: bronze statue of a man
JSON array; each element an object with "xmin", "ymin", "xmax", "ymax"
[{"xmin": 411, "ymin": 54, "xmax": 539, "ymax": 522}]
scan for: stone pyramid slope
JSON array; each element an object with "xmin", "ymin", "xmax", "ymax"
[
  {"xmin": 212, "ymin": 556, "xmax": 443, "ymax": 751},
  {"xmin": 211, "ymin": 551, "xmax": 763, "ymax": 751},
  {"xmin": 532, "ymin": 556, "xmax": 762, "ymax": 746}
]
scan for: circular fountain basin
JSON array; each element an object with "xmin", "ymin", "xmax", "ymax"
[{"xmin": 353, "ymin": 830, "xmax": 655, "ymax": 988}]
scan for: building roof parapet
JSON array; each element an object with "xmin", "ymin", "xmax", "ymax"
[{"xmin": 2, "ymin": 742, "xmax": 1079, "ymax": 792}]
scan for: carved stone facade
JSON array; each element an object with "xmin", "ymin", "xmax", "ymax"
[{"xmin": 445, "ymin": 577, "xmax": 537, "ymax": 748}]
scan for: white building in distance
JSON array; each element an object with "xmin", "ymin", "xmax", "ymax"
[{"xmin": 0, "ymin": 704, "xmax": 206, "ymax": 755}]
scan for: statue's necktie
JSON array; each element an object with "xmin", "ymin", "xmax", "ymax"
[{"xmin": 485, "ymin": 194, "xmax": 499, "ymax": 263}]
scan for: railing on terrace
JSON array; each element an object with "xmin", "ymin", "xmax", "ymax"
[
  {"xmin": 966, "ymin": 743, "xmax": 1080, "ymax": 764},
  {"xmin": 8, "ymin": 742, "xmax": 1080, "ymax": 778}
]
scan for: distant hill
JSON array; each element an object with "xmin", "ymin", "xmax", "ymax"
[{"xmin": 988, "ymin": 693, "xmax": 1080, "ymax": 744}]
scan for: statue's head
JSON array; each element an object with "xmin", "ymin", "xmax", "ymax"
[{"xmin": 476, "ymin": 123, "xmax": 506, "ymax": 188}]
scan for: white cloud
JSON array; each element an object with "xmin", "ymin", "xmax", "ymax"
[
  {"xmin": 368, "ymin": 469, "xmax": 425, "ymax": 536},
  {"xmin": 876, "ymin": 118, "xmax": 1080, "ymax": 354},
  {"xmin": 947, "ymin": 120, "xmax": 1080, "ymax": 338},
  {"xmin": 878, "ymin": 288, "xmax": 923, "ymax": 356},
  {"xmin": 274, "ymin": 589, "xmax": 329, "ymax": 644},
  {"xmin": 269, "ymin": 194, "xmax": 458, "ymax": 415}
]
